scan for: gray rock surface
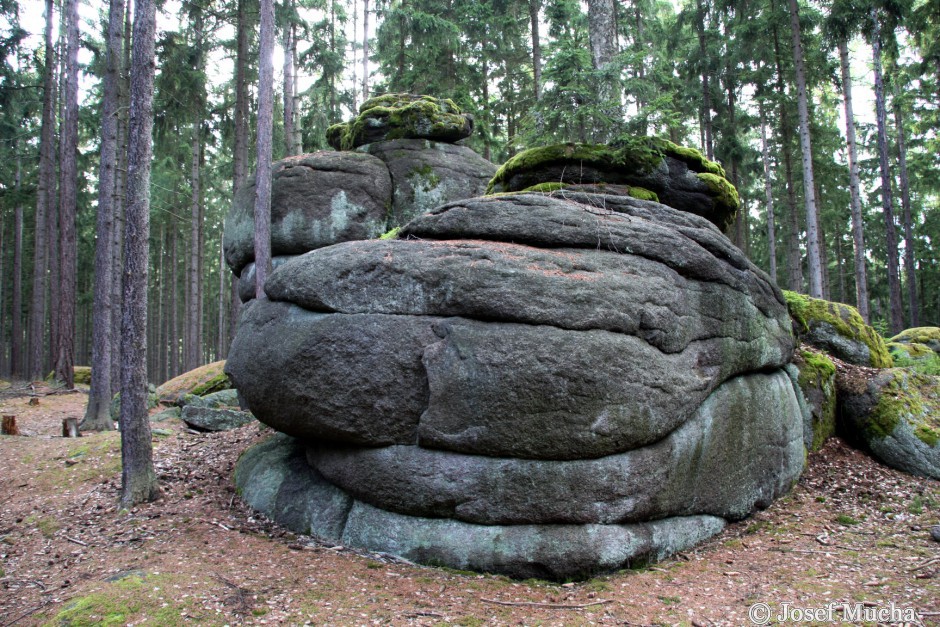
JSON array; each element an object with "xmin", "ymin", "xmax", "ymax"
[
  {"xmin": 838, "ymin": 369, "xmax": 940, "ymax": 479},
  {"xmin": 235, "ymin": 433, "xmax": 726, "ymax": 580},
  {"xmin": 359, "ymin": 139, "xmax": 495, "ymax": 228},
  {"xmin": 236, "ymin": 256, "xmax": 292, "ymax": 303},
  {"xmin": 181, "ymin": 406, "xmax": 254, "ymax": 432},
  {"xmin": 308, "ymin": 370, "xmax": 804, "ymax": 524},
  {"xmin": 223, "ymin": 151, "xmax": 391, "ymax": 276}
]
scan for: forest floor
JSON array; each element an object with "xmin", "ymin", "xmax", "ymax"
[{"xmin": 0, "ymin": 383, "xmax": 938, "ymax": 627}]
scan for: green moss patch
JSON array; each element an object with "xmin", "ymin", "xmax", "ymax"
[
  {"xmin": 867, "ymin": 370, "xmax": 939, "ymax": 447},
  {"xmin": 696, "ymin": 172, "xmax": 740, "ymax": 213},
  {"xmin": 328, "ymin": 94, "xmax": 470, "ymax": 150},
  {"xmin": 783, "ymin": 291, "xmax": 892, "ymax": 368},
  {"xmin": 155, "ymin": 360, "xmax": 231, "ymax": 404},
  {"xmin": 627, "ymin": 186, "xmax": 659, "ymax": 202},
  {"xmin": 379, "ymin": 226, "xmax": 402, "ymax": 240},
  {"xmin": 890, "ymin": 326, "xmax": 940, "ymax": 346},
  {"xmin": 521, "ymin": 182, "xmax": 569, "ymax": 193}
]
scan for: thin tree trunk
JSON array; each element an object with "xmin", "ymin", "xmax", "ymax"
[
  {"xmin": 120, "ymin": 0, "xmax": 159, "ymax": 507},
  {"xmin": 29, "ymin": 0, "xmax": 55, "ymax": 380},
  {"xmin": 291, "ymin": 27, "xmax": 301, "ymax": 153},
  {"xmin": 530, "ymin": 0, "xmax": 541, "ymax": 101},
  {"xmin": 254, "ymin": 0, "xmax": 275, "ymax": 298},
  {"xmin": 787, "ymin": 0, "xmax": 823, "ymax": 298},
  {"xmin": 773, "ymin": 22, "xmax": 803, "ymax": 292},
  {"xmin": 759, "ymin": 109, "xmax": 777, "ymax": 284},
  {"xmin": 83, "ymin": 0, "xmax": 124, "ymax": 430},
  {"xmin": 111, "ymin": 0, "xmax": 131, "ymax": 390},
  {"xmin": 588, "ymin": 0, "xmax": 619, "ymax": 142},
  {"xmin": 234, "ymin": 0, "xmax": 250, "ymax": 190},
  {"xmin": 871, "ymin": 9, "xmax": 903, "ymax": 334},
  {"xmin": 188, "ymin": 130, "xmax": 201, "ymax": 371},
  {"xmin": 11, "ymin": 152, "xmax": 24, "ymax": 377},
  {"xmin": 697, "ymin": 0, "xmax": 713, "ymax": 160},
  {"xmin": 894, "ymin": 101, "xmax": 918, "ymax": 327},
  {"xmin": 55, "ymin": 0, "xmax": 79, "ymax": 389},
  {"xmin": 283, "ymin": 0, "xmax": 295, "ymax": 155},
  {"xmin": 217, "ymin": 246, "xmax": 225, "ymax": 358},
  {"xmin": 838, "ymin": 39, "xmax": 869, "ymax": 321},
  {"xmin": 362, "ymin": 0, "xmax": 370, "ymax": 100},
  {"xmin": 171, "ymin": 224, "xmax": 179, "ymax": 377}
]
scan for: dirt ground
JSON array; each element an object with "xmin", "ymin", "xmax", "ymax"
[{"xmin": 0, "ymin": 382, "xmax": 938, "ymax": 626}]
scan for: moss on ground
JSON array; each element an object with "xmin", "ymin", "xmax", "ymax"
[{"xmin": 783, "ymin": 291, "xmax": 893, "ymax": 368}]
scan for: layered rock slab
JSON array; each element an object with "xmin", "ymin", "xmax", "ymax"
[{"xmin": 235, "ymin": 433, "xmax": 728, "ymax": 581}]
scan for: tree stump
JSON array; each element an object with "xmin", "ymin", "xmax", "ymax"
[
  {"xmin": 28, "ymin": 397, "xmax": 39, "ymax": 406},
  {"xmin": 2, "ymin": 415, "xmax": 20, "ymax": 436},
  {"xmin": 62, "ymin": 417, "xmax": 81, "ymax": 438}
]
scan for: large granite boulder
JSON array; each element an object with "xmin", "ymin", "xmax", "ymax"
[
  {"xmin": 783, "ymin": 291, "xmax": 892, "ymax": 368},
  {"xmin": 360, "ymin": 139, "xmax": 495, "ymax": 228},
  {"xmin": 229, "ymin": 190, "xmax": 805, "ymax": 578},
  {"xmin": 839, "ymin": 368, "xmax": 940, "ymax": 479},
  {"xmin": 327, "ymin": 94, "xmax": 473, "ymax": 150},
  {"xmin": 485, "ymin": 140, "xmax": 739, "ymax": 234},
  {"xmin": 222, "ymin": 151, "xmax": 392, "ymax": 279}
]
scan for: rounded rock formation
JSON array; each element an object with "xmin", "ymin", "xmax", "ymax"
[{"xmin": 228, "ymin": 187, "xmax": 806, "ymax": 579}]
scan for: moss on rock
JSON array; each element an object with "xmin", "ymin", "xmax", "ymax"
[
  {"xmin": 783, "ymin": 291, "xmax": 892, "ymax": 368},
  {"xmin": 521, "ymin": 182, "xmax": 569, "ymax": 193},
  {"xmin": 696, "ymin": 172, "xmax": 740, "ymax": 214},
  {"xmin": 155, "ymin": 360, "xmax": 231, "ymax": 405},
  {"xmin": 627, "ymin": 186, "xmax": 659, "ymax": 202},
  {"xmin": 793, "ymin": 349, "xmax": 837, "ymax": 452},
  {"xmin": 890, "ymin": 327, "xmax": 940, "ymax": 352},
  {"xmin": 327, "ymin": 94, "xmax": 473, "ymax": 150}
]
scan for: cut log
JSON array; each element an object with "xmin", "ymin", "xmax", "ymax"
[
  {"xmin": 62, "ymin": 417, "xmax": 81, "ymax": 438},
  {"xmin": 2, "ymin": 415, "xmax": 20, "ymax": 435}
]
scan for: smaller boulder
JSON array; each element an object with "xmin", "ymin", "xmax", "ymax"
[
  {"xmin": 792, "ymin": 348, "xmax": 837, "ymax": 452},
  {"xmin": 888, "ymin": 341, "xmax": 936, "ymax": 366},
  {"xmin": 783, "ymin": 291, "xmax": 892, "ymax": 368},
  {"xmin": 889, "ymin": 327, "xmax": 940, "ymax": 355},
  {"xmin": 182, "ymin": 406, "xmax": 254, "ymax": 432},
  {"xmin": 327, "ymin": 94, "xmax": 473, "ymax": 150},
  {"xmin": 155, "ymin": 361, "xmax": 231, "ymax": 405},
  {"xmin": 110, "ymin": 388, "xmax": 159, "ymax": 421},
  {"xmin": 838, "ymin": 368, "xmax": 940, "ymax": 479}
]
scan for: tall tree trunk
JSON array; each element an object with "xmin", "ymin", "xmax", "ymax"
[
  {"xmin": 111, "ymin": 0, "xmax": 131, "ymax": 390},
  {"xmin": 529, "ymin": 0, "xmax": 541, "ymax": 101},
  {"xmin": 29, "ymin": 0, "xmax": 56, "ymax": 380},
  {"xmin": 254, "ymin": 0, "xmax": 275, "ymax": 298},
  {"xmin": 55, "ymin": 0, "xmax": 79, "ymax": 389},
  {"xmin": 11, "ymin": 152, "xmax": 24, "ymax": 377},
  {"xmin": 188, "ymin": 130, "xmax": 202, "ymax": 371},
  {"xmin": 696, "ymin": 0, "xmax": 713, "ymax": 159},
  {"xmin": 787, "ymin": 0, "xmax": 823, "ymax": 298},
  {"xmin": 234, "ymin": 0, "xmax": 250, "ymax": 190},
  {"xmin": 894, "ymin": 102, "xmax": 918, "ymax": 327},
  {"xmin": 171, "ymin": 224, "xmax": 179, "ymax": 377},
  {"xmin": 291, "ymin": 27, "xmax": 301, "ymax": 153},
  {"xmin": 587, "ymin": 0, "xmax": 619, "ymax": 142},
  {"xmin": 773, "ymin": 22, "xmax": 803, "ymax": 292},
  {"xmin": 759, "ymin": 109, "xmax": 777, "ymax": 284},
  {"xmin": 83, "ymin": 0, "xmax": 124, "ymax": 430},
  {"xmin": 362, "ymin": 0, "xmax": 370, "ymax": 100},
  {"xmin": 217, "ymin": 247, "xmax": 225, "ymax": 358},
  {"xmin": 871, "ymin": 9, "xmax": 903, "ymax": 334},
  {"xmin": 120, "ymin": 0, "xmax": 159, "ymax": 507},
  {"xmin": 838, "ymin": 39, "xmax": 870, "ymax": 321},
  {"xmin": 283, "ymin": 0, "xmax": 295, "ymax": 155}
]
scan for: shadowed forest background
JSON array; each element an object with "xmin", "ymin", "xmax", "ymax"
[{"xmin": 0, "ymin": 0, "xmax": 939, "ymax": 386}]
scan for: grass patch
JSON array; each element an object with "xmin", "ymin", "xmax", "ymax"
[{"xmin": 835, "ymin": 514, "xmax": 861, "ymax": 526}]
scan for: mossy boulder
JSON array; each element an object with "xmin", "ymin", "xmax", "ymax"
[
  {"xmin": 890, "ymin": 327, "xmax": 940, "ymax": 354},
  {"xmin": 327, "ymin": 94, "xmax": 473, "ymax": 151},
  {"xmin": 838, "ymin": 368, "xmax": 940, "ymax": 479},
  {"xmin": 783, "ymin": 291, "xmax": 892, "ymax": 368},
  {"xmin": 154, "ymin": 361, "xmax": 231, "ymax": 406},
  {"xmin": 45, "ymin": 366, "xmax": 92, "ymax": 385},
  {"xmin": 792, "ymin": 348, "xmax": 837, "ymax": 452},
  {"xmin": 485, "ymin": 139, "xmax": 738, "ymax": 233},
  {"xmin": 888, "ymin": 341, "xmax": 935, "ymax": 363}
]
